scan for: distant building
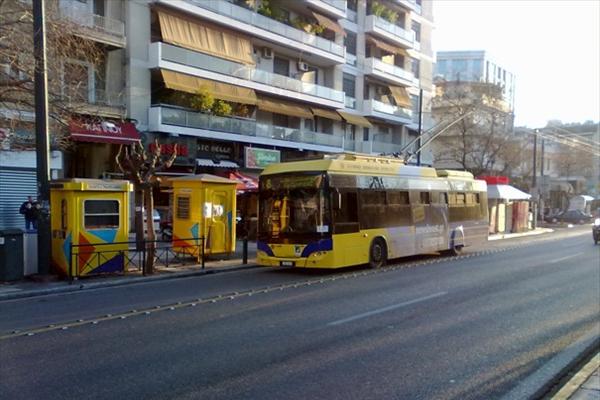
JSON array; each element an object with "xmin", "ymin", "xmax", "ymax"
[{"xmin": 435, "ymin": 50, "xmax": 515, "ymax": 113}]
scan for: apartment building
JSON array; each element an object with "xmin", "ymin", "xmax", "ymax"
[
  {"xmin": 121, "ymin": 0, "xmax": 434, "ymax": 172},
  {"xmin": 435, "ymin": 50, "xmax": 515, "ymax": 113},
  {"xmin": 0, "ymin": 0, "xmax": 435, "ymax": 227},
  {"xmin": 0, "ymin": 0, "xmax": 129, "ymax": 229}
]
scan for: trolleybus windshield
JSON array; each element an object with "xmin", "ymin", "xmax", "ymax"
[{"xmin": 258, "ymin": 173, "xmax": 331, "ymax": 243}]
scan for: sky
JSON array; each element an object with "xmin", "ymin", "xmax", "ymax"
[{"xmin": 433, "ymin": 0, "xmax": 600, "ymax": 128}]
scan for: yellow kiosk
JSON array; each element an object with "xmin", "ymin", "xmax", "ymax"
[
  {"xmin": 168, "ymin": 174, "xmax": 237, "ymax": 259},
  {"xmin": 50, "ymin": 179, "xmax": 132, "ymax": 277}
]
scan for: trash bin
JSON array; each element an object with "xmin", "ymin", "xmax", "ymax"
[{"xmin": 0, "ymin": 229, "xmax": 24, "ymax": 281}]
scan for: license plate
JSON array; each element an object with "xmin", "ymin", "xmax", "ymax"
[{"xmin": 280, "ymin": 261, "xmax": 295, "ymax": 267}]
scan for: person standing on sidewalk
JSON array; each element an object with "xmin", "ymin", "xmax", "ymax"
[{"xmin": 19, "ymin": 196, "xmax": 36, "ymax": 231}]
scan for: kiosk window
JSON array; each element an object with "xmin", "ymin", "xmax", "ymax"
[
  {"xmin": 84, "ymin": 200, "xmax": 119, "ymax": 229},
  {"xmin": 176, "ymin": 196, "xmax": 190, "ymax": 220}
]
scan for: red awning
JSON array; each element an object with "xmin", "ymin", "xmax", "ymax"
[
  {"xmin": 229, "ymin": 172, "xmax": 258, "ymax": 192},
  {"xmin": 70, "ymin": 120, "xmax": 141, "ymax": 144}
]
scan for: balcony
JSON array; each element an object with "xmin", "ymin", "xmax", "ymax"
[
  {"xmin": 396, "ymin": 0, "xmax": 421, "ymax": 13},
  {"xmin": 305, "ymin": 0, "xmax": 347, "ymax": 19},
  {"xmin": 56, "ymin": 7, "xmax": 125, "ymax": 48},
  {"xmin": 365, "ymin": 15, "xmax": 415, "ymax": 49},
  {"xmin": 151, "ymin": 42, "xmax": 344, "ymax": 108},
  {"xmin": 343, "ymin": 139, "xmax": 404, "ymax": 154},
  {"xmin": 345, "ymin": 96, "xmax": 356, "ymax": 109},
  {"xmin": 364, "ymin": 57, "xmax": 417, "ymax": 87},
  {"xmin": 363, "ymin": 99, "xmax": 413, "ymax": 124},
  {"xmin": 159, "ymin": 0, "xmax": 345, "ymax": 64},
  {"xmin": 150, "ymin": 105, "xmax": 345, "ymax": 152},
  {"xmin": 62, "ymin": 84, "xmax": 125, "ymax": 119}
]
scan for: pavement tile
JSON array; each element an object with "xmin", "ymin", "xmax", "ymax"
[
  {"xmin": 569, "ymin": 388, "xmax": 600, "ymax": 400},
  {"xmin": 581, "ymin": 371, "xmax": 600, "ymax": 390}
]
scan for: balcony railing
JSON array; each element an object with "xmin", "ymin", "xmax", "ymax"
[
  {"xmin": 57, "ymin": 7, "xmax": 125, "ymax": 44},
  {"xmin": 320, "ymin": 0, "xmax": 347, "ymax": 11},
  {"xmin": 62, "ymin": 84, "xmax": 124, "ymax": 108},
  {"xmin": 343, "ymin": 138, "xmax": 403, "ymax": 154},
  {"xmin": 366, "ymin": 57, "xmax": 416, "ymax": 85},
  {"xmin": 365, "ymin": 99, "xmax": 413, "ymax": 120},
  {"xmin": 367, "ymin": 15, "xmax": 415, "ymax": 47},
  {"xmin": 345, "ymin": 96, "xmax": 356, "ymax": 109},
  {"xmin": 159, "ymin": 43, "xmax": 345, "ymax": 104},
  {"xmin": 156, "ymin": 106, "xmax": 344, "ymax": 149},
  {"xmin": 186, "ymin": 0, "xmax": 344, "ymax": 57}
]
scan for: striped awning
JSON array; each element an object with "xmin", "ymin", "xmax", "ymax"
[{"xmin": 337, "ymin": 111, "xmax": 373, "ymax": 128}]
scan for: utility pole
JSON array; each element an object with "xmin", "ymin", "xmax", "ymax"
[
  {"xmin": 532, "ymin": 130, "xmax": 538, "ymax": 228},
  {"xmin": 33, "ymin": 0, "xmax": 51, "ymax": 274},
  {"xmin": 416, "ymin": 88, "xmax": 423, "ymax": 166}
]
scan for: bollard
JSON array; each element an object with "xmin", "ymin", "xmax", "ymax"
[{"xmin": 243, "ymin": 237, "xmax": 248, "ymax": 265}]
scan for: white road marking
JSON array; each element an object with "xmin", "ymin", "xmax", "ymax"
[
  {"xmin": 327, "ymin": 291, "xmax": 448, "ymax": 327},
  {"xmin": 549, "ymin": 253, "xmax": 583, "ymax": 264}
]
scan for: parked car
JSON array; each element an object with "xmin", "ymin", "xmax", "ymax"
[
  {"xmin": 546, "ymin": 210, "xmax": 593, "ymax": 224},
  {"xmin": 593, "ymin": 218, "xmax": 600, "ymax": 245}
]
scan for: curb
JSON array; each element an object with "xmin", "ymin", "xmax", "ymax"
[
  {"xmin": 488, "ymin": 228, "xmax": 554, "ymax": 241},
  {"xmin": 0, "ymin": 263, "xmax": 259, "ymax": 301},
  {"xmin": 551, "ymin": 353, "xmax": 600, "ymax": 400}
]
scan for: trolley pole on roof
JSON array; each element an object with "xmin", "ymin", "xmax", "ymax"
[
  {"xmin": 33, "ymin": 0, "xmax": 51, "ymax": 274},
  {"xmin": 416, "ymin": 89, "xmax": 423, "ymax": 166}
]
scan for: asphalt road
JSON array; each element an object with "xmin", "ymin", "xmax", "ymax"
[{"xmin": 0, "ymin": 227, "xmax": 598, "ymax": 400}]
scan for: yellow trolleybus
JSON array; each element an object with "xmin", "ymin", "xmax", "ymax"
[{"xmin": 257, "ymin": 154, "xmax": 488, "ymax": 269}]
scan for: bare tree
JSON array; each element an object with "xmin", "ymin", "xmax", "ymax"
[
  {"xmin": 116, "ymin": 141, "xmax": 177, "ymax": 274},
  {"xmin": 0, "ymin": 0, "xmax": 107, "ymax": 148},
  {"xmin": 431, "ymin": 81, "xmax": 523, "ymax": 177}
]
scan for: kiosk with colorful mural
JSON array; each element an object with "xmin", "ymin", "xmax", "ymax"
[
  {"xmin": 168, "ymin": 174, "xmax": 237, "ymax": 260},
  {"xmin": 50, "ymin": 179, "xmax": 132, "ymax": 277}
]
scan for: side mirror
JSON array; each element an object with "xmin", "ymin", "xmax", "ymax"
[{"xmin": 332, "ymin": 190, "xmax": 342, "ymax": 210}]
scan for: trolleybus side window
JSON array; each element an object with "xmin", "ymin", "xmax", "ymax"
[
  {"xmin": 84, "ymin": 200, "xmax": 119, "ymax": 229},
  {"xmin": 333, "ymin": 191, "xmax": 359, "ymax": 234}
]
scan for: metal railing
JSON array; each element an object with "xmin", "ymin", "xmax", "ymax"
[
  {"xmin": 345, "ymin": 96, "xmax": 356, "ymax": 109},
  {"xmin": 156, "ymin": 106, "xmax": 344, "ymax": 149},
  {"xmin": 159, "ymin": 43, "xmax": 344, "ymax": 103},
  {"xmin": 57, "ymin": 7, "xmax": 125, "ymax": 41},
  {"xmin": 68, "ymin": 237, "xmax": 205, "ymax": 280},
  {"xmin": 186, "ymin": 0, "xmax": 344, "ymax": 57},
  {"xmin": 367, "ymin": 15, "xmax": 415, "ymax": 45}
]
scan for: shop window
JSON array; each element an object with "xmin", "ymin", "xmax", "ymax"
[
  {"xmin": 84, "ymin": 200, "xmax": 119, "ymax": 229},
  {"xmin": 176, "ymin": 196, "xmax": 190, "ymax": 220}
]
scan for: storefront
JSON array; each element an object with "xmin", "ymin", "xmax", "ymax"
[{"xmin": 68, "ymin": 119, "xmax": 141, "ymax": 179}]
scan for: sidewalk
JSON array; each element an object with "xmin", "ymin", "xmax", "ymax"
[
  {"xmin": 1, "ymin": 228, "xmax": 555, "ymax": 301},
  {"xmin": 551, "ymin": 353, "xmax": 599, "ymax": 400},
  {"xmin": 0, "ymin": 240, "xmax": 258, "ymax": 301},
  {"xmin": 488, "ymin": 227, "xmax": 554, "ymax": 241}
]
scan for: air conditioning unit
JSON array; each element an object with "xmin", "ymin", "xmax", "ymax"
[
  {"xmin": 297, "ymin": 61, "xmax": 309, "ymax": 72},
  {"xmin": 262, "ymin": 47, "xmax": 273, "ymax": 59}
]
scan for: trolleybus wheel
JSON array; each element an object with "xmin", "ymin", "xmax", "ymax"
[
  {"xmin": 443, "ymin": 244, "xmax": 464, "ymax": 256},
  {"xmin": 369, "ymin": 238, "xmax": 387, "ymax": 268}
]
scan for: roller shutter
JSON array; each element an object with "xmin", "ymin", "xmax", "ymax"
[{"xmin": 0, "ymin": 168, "xmax": 37, "ymax": 229}]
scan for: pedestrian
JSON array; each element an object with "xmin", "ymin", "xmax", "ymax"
[
  {"xmin": 32, "ymin": 200, "xmax": 41, "ymax": 230},
  {"xmin": 19, "ymin": 196, "xmax": 36, "ymax": 231}
]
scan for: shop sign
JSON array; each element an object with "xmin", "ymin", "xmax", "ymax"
[
  {"xmin": 70, "ymin": 120, "xmax": 140, "ymax": 144},
  {"xmin": 197, "ymin": 140, "xmax": 234, "ymax": 161},
  {"xmin": 245, "ymin": 147, "xmax": 281, "ymax": 169},
  {"xmin": 149, "ymin": 142, "xmax": 189, "ymax": 157}
]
